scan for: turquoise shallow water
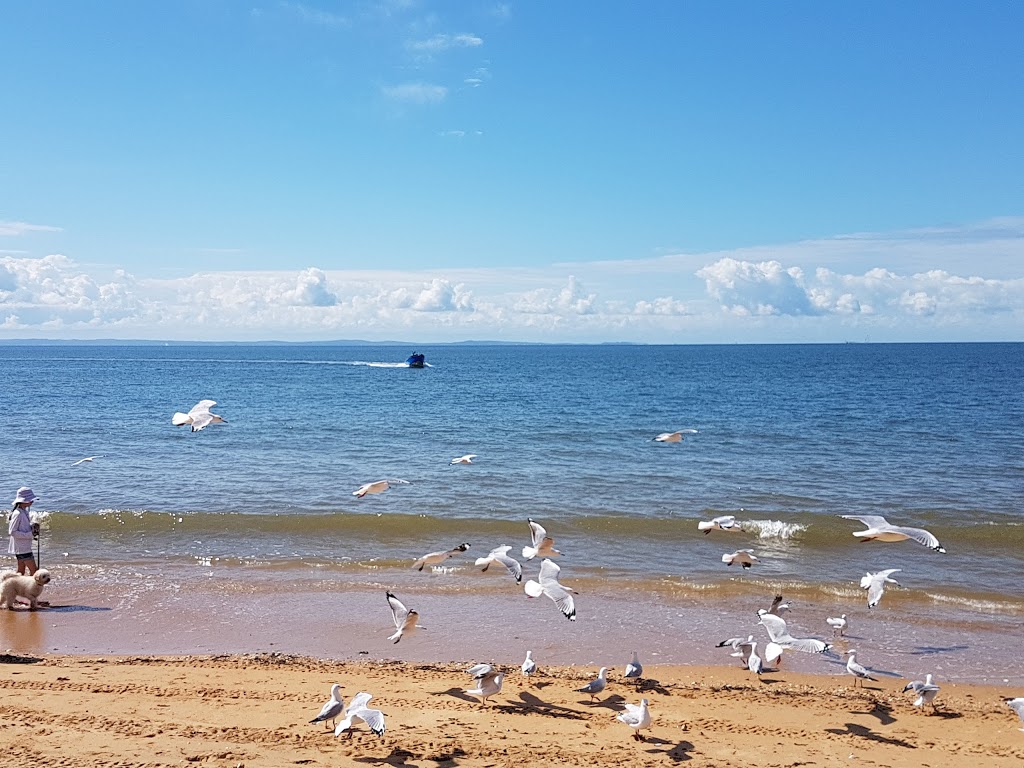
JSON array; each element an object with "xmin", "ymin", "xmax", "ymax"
[{"xmin": 1, "ymin": 342, "xmax": 1022, "ymax": 680}]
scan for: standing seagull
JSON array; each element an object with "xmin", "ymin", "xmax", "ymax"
[
  {"xmin": 624, "ymin": 651, "xmax": 643, "ymax": 683},
  {"xmin": 826, "ymin": 614, "xmax": 848, "ymax": 637},
  {"xmin": 653, "ymin": 429, "xmax": 698, "ymax": 443},
  {"xmin": 841, "ymin": 514, "xmax": 946, "ymax": 553},
  {"xmin": 698, "ymin": 514, "xmax": 741, "ymax": 534},
  {"xmin": 172, "ymin": 399, "xmax": 226, "ymax": 432},
  {"xmin": 903, "ymin": 674, "xmax": 941, "ymax": 713},
  {"xmin": 617, "ymin": 698, "xmax": 652, "ymax": 741},
  {"xmin": 576, "ymin": 667, "xmax": 608, "ymax": 703},
  {"xmin": 746, "ymin": 641, "xmax": 763, "ymax": 676},
  {"xmin": 861, "ymin": 568, "xmax": 902, "ymax": 609},
  {"xmin": 412, "ymin": 543, "xmax": 470, "ymax": 571},
  {"xmin": 334, "ymin": 692, "xmax": 386, "ymax": 738},
  {"xmin": 309, "ymin": 683, "xmax": 345, "ymax": 730},
  {"xmin": 1005, "ymin": 698, "xmax": 1024, "ymax": 731},
  {"xmin": 524, "ymin": 558, "xmax": 577, "ymax": 620},
  {"xmin": 521, "ymin": 650, "xmax": 537, "ymax": 677},
  {"xmin": 474, "ymin": 545, "xmax": 523, "ymax": 583},
  {"xmin": 450, "ymin": 454, "xmax": 478, "ymax": 465},
  {"xmin": 522, "ymin": 518, "xmax": 561, "ymax": 560},
  {"xmin": 722, "ymin": 549, "xmax": 758, "ymax": 569},
  {"xmin": 464, "ymin": 669, "xmax": 504, "ymax": 706},
  {"xmin": 845, "ymin": 650, "xmax": 877, "ymax": 687},
  {"xmin": 71, "ymin": 455, "xmax": 102, "ymax": 467},
  {"xmin": 353, "ymin": 479, "xmax": 410, "ymax": 498},
  {"xmin": 385, "ymin": 592, "xmax": 422, "ymax": 643}
]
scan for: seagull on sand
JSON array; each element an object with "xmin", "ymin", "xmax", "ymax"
[
  {"xmin": 722, "ymin": 549, "xmax": 758, "ymax": 569},
  {"xmin": 466, "ymin": 662, "xmax": 495, "ymax": 680},
  {"xmin": 522, "ymin": 518, "xmax": 561, "ymax": 560},
  {"xmin": 845, "ymin": 650, "xmax": 877, "ymax": 687},
  {"xmin": 861, "ymin": 568, "xmax": 901, "ymax": 608},
  {"xmin": 353, "ymin": 479, "xmax": 410, "ymax": 498},
  {"xmin": 758, "ymin": 613, "xmax": 831, "ymax": 664},
  {"xmin": 698, "ymin": 514, "xmax": 741, "ymax": 534},
  {"xmin": 309, "ymin": 683, "xmax": 345, "ymax": 730},
  {"xmin": 716, "ymin": 635, "xmax": 755, "ymax": 667},
  {"xmin": 903, "ymin": 674, "xmax": 941, "ymax": 713},
  {"xmin": 524, "ymin": 558, "xmax": 577, "ymax": 621},
  {"xmin": 412, "ymin": 543, "xmax": 470, "ymax": 571},
  {"xmin": 653, "ymin": 429, "xmax": 698, "ymax": 443},
  {"xmin": 617, "ymin": 698, "xmax": 652, "ymax": 741},
  {"xmin": 333, "ymin": 692, "xmax": 386, "ymax": 737},
  {"xmin": 624, "ymin": 651, "xmax": 643, "ymax": 683},
  {"xmin": 826, "ymin": 614, "xmax": 848, "ymax": 637},
  {"xmin": 576, "ymin": 667, "xmax": 608, "ymax": 703},
  {"xmin": 171, "ymin": 399, "xmax": 226, "ymax": 432},
  {"xmin": 1005, "ymin": 698, "xmax": 1024, "ymax": 731},
  {"xmin": 474, "ymin": 545, "xmax": 523, "ymax": 583},
  {"xmin": 746, "ymin": 641, "xmax": 764, "ymax": 676},
  {"xmin": 385, "ymin": 592, "xmax": 422, "ymax": 644},
  {"xmin": 465, "ymin": 669, "xmax": 504, "ymax": 706},
  {"xmin": 521, "ymin": 651, "xmax": 537, "ymax": 677},
  {"xmin": 841, "ymin": 514, "xmax": 946, "ymax": 553},
  {"xmin": 450, "ymin": 454, "xmax": 477, "ymax": 465},
  {"xmin": 71, "ymin": 455, "xmax": 102, "ymax": 466}
]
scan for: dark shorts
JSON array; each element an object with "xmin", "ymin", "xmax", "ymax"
[{"xmin": 15, "ymin": 552, "xmax": 35, "ymax": 561}]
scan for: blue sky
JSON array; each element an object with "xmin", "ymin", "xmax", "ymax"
[{"xmin": 2, "ymin": 1, "xmax": 1022, "ymax": 342}]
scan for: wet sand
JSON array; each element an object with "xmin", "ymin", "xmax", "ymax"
[{"xmin": 2, "ymin": 653, "xmax": 1023, "ymax": 767}]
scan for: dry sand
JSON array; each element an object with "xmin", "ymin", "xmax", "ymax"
[{"xmin": 2, "ymin": 653, "xmax": 1023, "ymax": 767}]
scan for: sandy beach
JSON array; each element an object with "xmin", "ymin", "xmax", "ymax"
[{"xmin": 2, "ymin": 652, "xmax": 1023, "ymax": 768}]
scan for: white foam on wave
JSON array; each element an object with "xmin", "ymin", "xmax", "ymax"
[
  {"xmin": 927, "ymin": 593, "xmax": 1024, "ymax": 615},
  {"xmin": 741, "ymin": 519, "xmax": 807, "ymax": 540}
]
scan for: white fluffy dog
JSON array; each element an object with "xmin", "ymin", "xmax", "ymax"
[{"xmin": 0, "ymin": 569, "xmax": 51, "ymax": 610}]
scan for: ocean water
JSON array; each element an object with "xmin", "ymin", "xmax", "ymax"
[{"xmin": 1, "ymin": 342, "xmax": 1023, "ymax": 680}]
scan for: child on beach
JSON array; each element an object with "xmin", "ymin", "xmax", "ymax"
[{"xmin": 8, "ymin": 486, "xmax": 40, "ymax": 576}]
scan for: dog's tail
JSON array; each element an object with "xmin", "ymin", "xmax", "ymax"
[{"xmin": 1, "ymin": 572, "xmax": 19, "ymax": 582}]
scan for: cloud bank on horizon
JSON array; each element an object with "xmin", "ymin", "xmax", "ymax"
[{"xmin": 2, "ymin": 219, "xmax": 1021, "ymax": 343}]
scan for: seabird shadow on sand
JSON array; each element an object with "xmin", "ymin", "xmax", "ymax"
[
  {"xmin": 354, "ymin": 746, "xmax": 452, "ymax": 767},
  {"xmin": 851, "ymin": 700, "xmax": 896, "ymax": 725},
  {"xmin": 588, "ymin": 693, "xmax": 626, "ymax": 710},
  {"xmin": 824, "ymin": 723, "xmax": 917, "ymax": 749},
  {"xmin": 45, "ymin": 605, "xmax": 112, "ymax": 613},
  {"xmin": 909, "ymin": 644, "xmax": 969, "ymax": 656},
  {"xmin": 434, "ymin": 687, "xmax": 480, "ymax": 704},
  {"xmin": 635, "ymin": 678, "xmax": 671, "ymax": 695},
  {"xmin": 644, "ymin": 739, "xmax": 694, "ymax": 762},
  {"xmin": 0, "ymin": 653, "xmax": 43, "ymax": 664},
  {"xmin": 513, "ymin": 691, "xmax": 586, "ymax": 720}
]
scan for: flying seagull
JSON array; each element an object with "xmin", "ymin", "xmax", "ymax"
[
  {"xmin": 172, "ymin": 399, "xmax": 226, "ymax": 432},
  {"xmin": 722, "ymin": 549, "xmax": 758, "ymax": 569},
  {"xmin": 861, "ymin": 568, "xmax": 901, "ymax": 608},
  {"xmin": 450, "ymin": 454, "xmax": 478, "ymax": 465},
  {"xmin": 524, "ymin": 558, "xmax": 577, "ymax": 621},
  {"xmin": 353, "ymin": 479, "xmax": 410, "ymax": 498},
  {"xmin": 309, "ymin": 683, "xmax": 344, "ymax": 730},
  {"xmin": 841, "ymin": 514, "xmax": 946, "ymax": 553},
  {"xmin": 576, "ymin": 667, "xmax": 608, "ymax": 703},
  {"xmin": 522, "ymin": 518, "xmax": 561, "ymax": 560},
  {"xmin": 653, "ymin": 429, "xmax": 698, "ymax": 443},
  {"xmin": 385, "ymin": 591, "xmax": 422, "ymax": 643},
  {"xmin": 758, "ymin": 613, "xmax": 831, "ymax": 664},
  {"xmin": 715, "ymin": 634, "xmax": 755, "ymax": 667},
  {"xmin": 762, "ymin": 594, "xmax": 792, "ymax": 616},
  {"xmin": 412, "ymin": 543, "xmax": 470, "ymax": 571},
  {"xmin": 333, "ymin": 691, "xmax": 386, "ymax": 738},
  {"xmin": 71, "ymin": 455, "xmax": 102, "ymax": 467},
  {"xmin": 474, "ymin": 545, "xmax": 523, "ymax": 583},
  {"xmin": 616, "ymin": 698, "xmax": 652, "ymax": 741},
  {"xmin": 698, "ymin": 514, "xmax": 741, "ymax": 534}
]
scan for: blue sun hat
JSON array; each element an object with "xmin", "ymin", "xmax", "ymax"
[{"xmin": 13, "ymin": 487, "xmax": 38, "ymax": 505}]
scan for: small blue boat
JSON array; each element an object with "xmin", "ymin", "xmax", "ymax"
[{"xmin": 405, "ymin": 352, "xmax": 426, "ymax": 368}]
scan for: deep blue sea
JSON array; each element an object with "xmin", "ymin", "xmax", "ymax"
[{"xmin": 2, "ymin": 342, "xmax": 1023, "ymax": 679}]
